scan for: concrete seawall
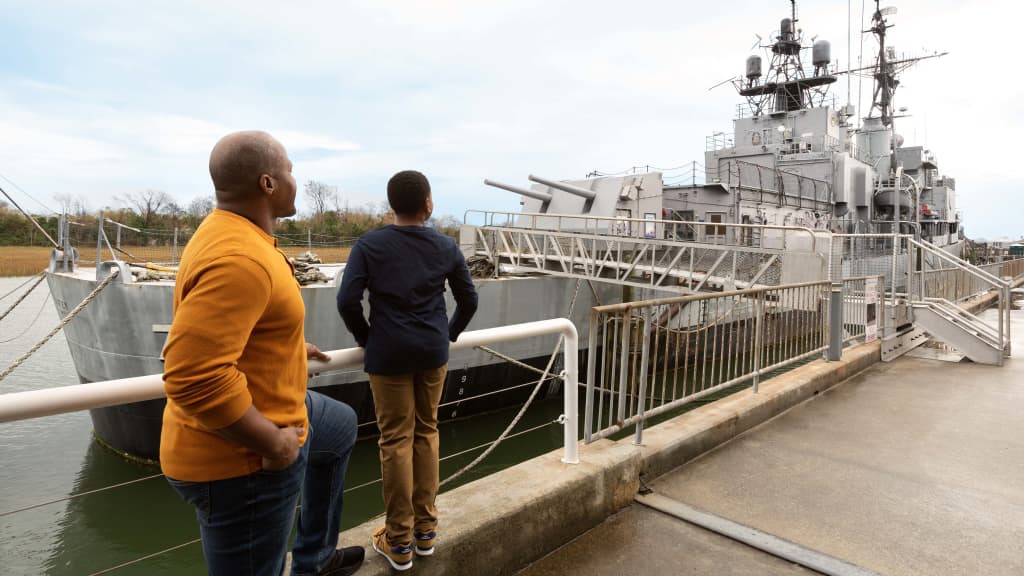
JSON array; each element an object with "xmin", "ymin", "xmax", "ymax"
[{"xmin": 336, "ymin": 340, "xmax": 882, "ymax": 576}]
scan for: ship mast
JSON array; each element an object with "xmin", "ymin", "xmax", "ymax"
[{"xmin": 738, "ymin": 0, "xmax": 836, "ymax": 116}]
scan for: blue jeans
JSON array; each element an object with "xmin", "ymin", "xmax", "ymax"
[{"xmin": 168, "ymin": 391, "xmax": 358, "ymax": 576}]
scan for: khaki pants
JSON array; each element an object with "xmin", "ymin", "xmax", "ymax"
[{"xmin": 369, "ymin": 365, "xmax": 447, "ymax": 545}]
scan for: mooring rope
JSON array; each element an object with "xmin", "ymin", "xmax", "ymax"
[
  {"xmin": 0, "ymin": 272, "xmax": 46, "ymax": 323},
  {"xmin": 440, "ymin": 335, "xmax": 564, "ymax": 488},
  {"xmin": 444, "ymin": 276, "xmax": 582, "ymax": 484},
  {"xmin": 0, "ymin": 472, "xmax": 165, "ymax": 519},
  {"xmin": 85, "ymin": 538, "xmax": 202, "ymax": 576},
  {"xmin": 0, "ymin": 269, "xmax": 119, "ymax": 383},
  {"xmin": 81, "ymin": 417, "xmax": 562, "ymax": 575},
  {"xmin": 0, "ymin": 291, "xmax": 51, "ymax": 344}
]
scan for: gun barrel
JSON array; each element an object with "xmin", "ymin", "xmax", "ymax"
[
  {"xmin": 528, "ymin": 174, "xmax": 597, "ymax": 201},
  {"xmin": 484, "ymin": 179, "xmax": 553, "ymax": 203}
]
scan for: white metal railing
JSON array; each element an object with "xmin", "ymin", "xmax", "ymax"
[
  {"xmin": 0, "ymin": 318, "xmax": 581, "ymax": 464},
  {"xmin": 463, "ymin": 209, "xmax": 821, "ymax": 251},
  {"xmin": 909, "ymin": 239, "xmax": 1012, "ymax": 358},
  {"xmin": 583, "ymin": 276, "xmax": 882, "ymax": 444}
]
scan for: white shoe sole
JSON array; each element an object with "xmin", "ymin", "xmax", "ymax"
[
  {"xmin": 415, "ymin": 546, "xmax": 434, "ymax": 557},
  {"xmin": 372, "ymin": 540, "xmax": 413, "ymax": 571}
]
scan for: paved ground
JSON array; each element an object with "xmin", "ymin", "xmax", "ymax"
[{"xmin": 518, "ymin": 309, "xmax": 1024, "ymax": 576}]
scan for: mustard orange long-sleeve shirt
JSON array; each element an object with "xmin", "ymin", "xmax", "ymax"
[{"xmin": 160, "ymin": 209, "xmax": 308, "ymax": 482}]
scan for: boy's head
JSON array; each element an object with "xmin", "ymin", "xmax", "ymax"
[{"xmin": 387, "ymin": 170, "xmax": 432, "ymax": 218}]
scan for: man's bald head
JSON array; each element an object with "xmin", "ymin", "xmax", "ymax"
[{"xmin": 209, "ymin": 131, "xmax": 288, "ymax": 201}]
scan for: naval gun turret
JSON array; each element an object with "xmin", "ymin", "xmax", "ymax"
[{"xmin": 485, "ymin": 172, "xmax": 669, "ymax": 238}]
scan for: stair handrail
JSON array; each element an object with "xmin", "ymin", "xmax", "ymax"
[
  {"xmin": 909, "ymin": 239, "xmax": 1008, "ymax": 287},
  {"xmin": 909, "ymin": 238, "xmax": 1011, "ymax": 358}
]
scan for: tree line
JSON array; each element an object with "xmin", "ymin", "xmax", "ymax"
[{"xmin": 0, "ymin": 181, "xmax": 460, "ymax": 247}]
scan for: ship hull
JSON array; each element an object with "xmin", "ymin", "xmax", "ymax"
[
  {"xmin": 85, "ymin": 350, "xmax": 565, "ymax": 462},
  {"xmin": 47, "ymin": 269, "xmax": 617, "ymax": 463}
]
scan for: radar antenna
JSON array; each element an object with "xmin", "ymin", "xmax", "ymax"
[{"xmin": 734, "ymin": 0, "xmax": 836, "ymax": 116}]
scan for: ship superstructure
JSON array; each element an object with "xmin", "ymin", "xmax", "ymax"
[
  {"xmin": 489, "ymin": 1, "xmax": 961, "ymax": 254},
  {"xmin": 37, "ymin": 1, "xmax": 973, "ymax": 463}
]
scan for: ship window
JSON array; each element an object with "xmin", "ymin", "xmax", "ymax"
[
  {"xmin": 707, "ymin": 212, "xmax": 726, "ymax": 236},
  {"xmin": 614, "ymin": 209, "xmax": 632, "ymax": 236}
]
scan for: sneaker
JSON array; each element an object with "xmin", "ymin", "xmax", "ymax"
[
  {"xmin": 371, "ymin": 526, "xmax": 413, "ymax": 571},
  {"xmin": 414, "ymin": 530, "xmax": 436, "ymax": 556},
  {"xmin": 314, "ymin": 546, "xmax": 365, "ymax": 576}
]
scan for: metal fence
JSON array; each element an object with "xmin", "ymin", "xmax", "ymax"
[
  {"xmin": 583, "ymin": 276, "xmax": 882, "ymax": 444},
  {"xmin": 912, "ymin": 246, "xmax": 1020, "ymax": 305},
  {"xmin": 977, "ymin": 258, "xmax": 1024, "ymax": 283}
]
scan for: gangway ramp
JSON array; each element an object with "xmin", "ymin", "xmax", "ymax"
[{"xmin": 462, "ymin": 210, "xmax": 828, "ymax": 294}]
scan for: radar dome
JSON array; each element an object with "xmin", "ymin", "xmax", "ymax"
[
  {"xmin": 746, "ymin": 55, "xmax": 762, "ymax": 79},
  {"xmin": 812, "ymin": 40, "xmax": 831, "ymax": 67}
]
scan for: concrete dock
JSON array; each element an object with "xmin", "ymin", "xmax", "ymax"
[
  {"xmin": 517, "ymin": 307, "xmax": 1024, "ymax": 576},
  {"xmin": 332, "ymin": 303, "xmax": 1024, "ymax": 576}
]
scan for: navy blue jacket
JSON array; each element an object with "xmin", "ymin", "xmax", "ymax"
[{"xmin": 337, "ymin": 225, "xmax": 478, "ymax": 375}]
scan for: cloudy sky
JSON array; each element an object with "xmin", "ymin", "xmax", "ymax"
[{"xmin": 1, "ymin": 0, "xmax": 1021, "ymax": 238}]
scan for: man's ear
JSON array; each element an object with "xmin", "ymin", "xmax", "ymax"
[{"xmin": 259, "ymin": 174, "xmax": 276, "ymax": 196}]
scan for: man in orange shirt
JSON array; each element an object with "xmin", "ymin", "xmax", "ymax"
[{"xmin": 162, "ymin": 131, "xmax": 363, "ymax": 576}]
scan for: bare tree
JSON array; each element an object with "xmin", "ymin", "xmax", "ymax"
[
  {"xmin": 304, "ymin": 180, "xmax": 338, "ymax": 218},
  {"xmin": 53, "ymin": 194, "xmax": 90, "ymax": 217},
  {"xmin": 187, "ymin": 196, "xmax": 214, "ymax": 219},
  {"xmin": 118, "ymin": 189, "xmax": 175, "ymax": 226},
  {"xmin": 164, "ymin": 201, "xmax": 186, "ymax": 222},
  {"xmin": 54, "ymin": 193, "xmax": 75, "ymax": 215}
]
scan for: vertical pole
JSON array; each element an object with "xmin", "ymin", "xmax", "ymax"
[
  {"xmin": 560, "ymin": 327, "xmax": 580, "ymax": 465},
  {"xmin": 634, "ymin": 309, "xmax": 651, "ymax": 446},
  {"xmin": 58, "ymin": 214, "xmax": 67, "ymax": 271},
  {"xmin": 96, "ymin": 210, "xmax": 103, "ymax": 272},
  {"xmin": 828, "ymin": 282, "xmax": 843, "ymax": 361},
  {"xmin": 307, "ymin": 229, "xmax": 312, "ymax": 252},
  {"xmin": 1005, "ymin": 285, "xmax": 1012, "ymax": 357},
  {"xmin": 584, "ymin": 311, "xmax": 598, "ymax": 444},
  {"xmin": 617, "ymin": 309, "xmax": 631, "ymax": 424},
  {"xmin": 752, "ymin": 292, "xmax": 764, "ymax": 393},
  {"xmin": 998, "ymin": 284, "xmax": 1005, "ymax": 357},
  {"xmin": 889, "ymin": 233, "xmax": 898, "ymax": 337},
  {"xmin": 173, "ymin": 227, "xmax": 179, "ymax": 263}
]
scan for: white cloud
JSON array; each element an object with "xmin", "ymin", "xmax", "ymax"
[{"xmin": 1, "ymin": 0, "xmax": 1022, "ymax": 236}]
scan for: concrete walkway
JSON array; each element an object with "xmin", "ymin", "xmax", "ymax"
[{"xmin": 519, "ymin": 309, "xmax": 1024, "ymax": 576}]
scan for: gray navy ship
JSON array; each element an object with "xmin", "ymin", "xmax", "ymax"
[{"xmin": 43, "ymin": 0, "xmax": 961, "ymax": 462}]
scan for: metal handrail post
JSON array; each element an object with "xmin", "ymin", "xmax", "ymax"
[
  {"xmin": 95, "ymin": 210, "xmax": 103, "ymax": 272},
  {"xmin": 752, "ymin": 292, "xmax": 764, "ymax": 393},
  {"xmin": 827, "ymin": 282, "xmax": 843, "ymax": 361},
  {"xmin": 617, "ymin": 311, "xmax": 632, "ymax": 423},
  {"xmin": 584, "ymin": 310, "xmax": 599, "ymax": 443},
  {"xmin": 634, "ymin": 309, "xmax": 652, "ymax": 446}
]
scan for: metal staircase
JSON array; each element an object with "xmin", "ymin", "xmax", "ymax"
[
  {"xmin": 907, "ymin": 239, "xmax": 1012, "ymax": 366},
  {"xmin": 910, "ymin": 298, "xmax": 1005, "ymax": 365}
]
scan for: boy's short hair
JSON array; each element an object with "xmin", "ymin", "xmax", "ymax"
[{"xmin": 387, "ymin": 170, "xmax": 431, "ymax": 216}]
